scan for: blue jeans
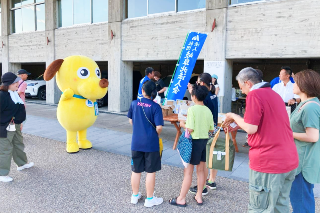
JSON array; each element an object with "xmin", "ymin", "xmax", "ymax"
[{"xmin": 290, "ymin": 173, "xmax": 315, "ymax": 213}]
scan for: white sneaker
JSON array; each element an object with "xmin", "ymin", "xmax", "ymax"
[
  {"xmin": 17, "ymin": 162, "xmax": 34, "ymax": 171},
  {"xmin": 131, "ymin": 192, "xmax": 142, "ymax": 204},
  {"xmin": 144, "ymin": 196, "xmax": 163, "ymax": 208},
  {"xmin": 0, "ymin": 176, "xmax": 13, "ymax": 182}
]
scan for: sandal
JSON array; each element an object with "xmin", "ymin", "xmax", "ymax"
[
  {"xmin": 169, "ymin": 198, "xmax": 187, "ymax": 207},
  {"xmin": 194, "ymin": 197, "xmax": 203, "ymax": 206}
]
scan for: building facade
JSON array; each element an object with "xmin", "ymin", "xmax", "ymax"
[{"xmin": 1, "ymin": 0, "xmax": 320, "ymax": 112}]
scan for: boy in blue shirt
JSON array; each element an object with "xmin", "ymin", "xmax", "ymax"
[{"xmin": 128, "ymin": 80, "xmax": 164, "ymax": 208}]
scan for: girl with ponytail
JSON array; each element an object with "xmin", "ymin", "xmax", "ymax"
[
  {"xmin": 127, "ymin": 80, "xmax": 164, "ymax": 207},
  {"xmin": 188, "ymin": 73, "xmax": 219, "ymax": 196}
]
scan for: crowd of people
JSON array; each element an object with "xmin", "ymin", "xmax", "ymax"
[
  {"xmin": 1, "ymin": 65, "xmax": 320, "ymax": 212},
  {"xmin": 131, "ymin": 66, "xmax": 320, "ymax": 212}
]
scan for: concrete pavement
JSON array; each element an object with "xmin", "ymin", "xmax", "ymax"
[
  {"xmin": 1, "ymin": 101, "xmax": 320, "ymax": 212},
  {"xmin": 22, "ymin": 101, "xmax": 320, "ymax": 197},
  {"xmin": 1, "ymin": 134, "xmax": 319, "ymax": 212},
  {"xmin": 23, "ymin": 102, "xmax": 250, "ymax": 182},
  {"xmin": 0, "ymin": 134, "xmax": 252, "ymax": 212}
]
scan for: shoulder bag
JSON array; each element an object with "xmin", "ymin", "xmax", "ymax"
[{"xmin": 140, "ymin": 99, "xmax": 163, "ymax": 157}]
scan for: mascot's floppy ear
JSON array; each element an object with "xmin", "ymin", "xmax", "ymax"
[{"xmin": 44, "ymin": 59, "xmax": 64, "ymax": 81}]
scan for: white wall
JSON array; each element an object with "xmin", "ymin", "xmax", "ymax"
[
  {"xmin": 55, "ymin": 23, "xmax": 109, "ymax": 61},
  {"xmin": 9, "ymin": 32, "xmax": 46, "ymax": 62},
  {"xmin": 226, "ymin": 0, "xmax": 320, "ymax": 59},
  {"xmin": 122, "ymin": 10, "xmax": 206, "ymax": 61}
]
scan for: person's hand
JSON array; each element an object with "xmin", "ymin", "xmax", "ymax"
[
  {"xmin": 20, "ymin": 123, "xmax": 23, "ymax": 131},
  {"xmin": 180, "ymin": 120, "xmax": 186, "ymax": 127},
  {"xmin": 223, "ymin": 113, "xmax": 235, "ymax": 127},
  {"xmin": 224, "ymin": 123, "xmax": 240, "ymax": 133},
  {"xmin": 187, "ymin": 83, "xmax": 193, "ymax": 94},
  {"xmin": 288, "ymin": 99, "xmax": 295, "ymax": 105}
]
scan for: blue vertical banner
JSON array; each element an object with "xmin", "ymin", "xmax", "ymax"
[{"xmin": 166, "ymin": 32, "xmax": 207, "ymax": 100}]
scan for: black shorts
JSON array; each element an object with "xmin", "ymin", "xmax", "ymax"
[
  {"xmin": 190, "ymin": 139, "xmax": 208, "ymax": 165},
  {"xmin": 131, "ymin": 151, "xmax": 161, "ymax": 173}
]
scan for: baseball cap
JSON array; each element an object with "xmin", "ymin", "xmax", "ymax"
[
  {"xmin": 211, "ymin": 74, "xmax": 218, "ymax": 80},
  {"xmin": 1, "ymin": 72, "xmax": 21, "ymax": 86},
  {"xmin": 17, "ymin": 69, "xmax": 31, "ymax": 75}
]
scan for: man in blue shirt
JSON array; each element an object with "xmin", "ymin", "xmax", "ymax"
[{"xmin": 138, "ymin": 67, "xmax": 155, "ymax": 99}]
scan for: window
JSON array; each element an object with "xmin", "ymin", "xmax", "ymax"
[
  {"xmin": 127, "ymin": 0, "xmax": 206, "ymax": 19},
  {"xmin": 127, "ymin": 0, "xmax": 147, "ymax": 18},
  {"xmin": 58, "ymin": 0, "xmax": 108, "ymax": 28},
  {"xmin": 92, "ymin": 0, "xmax": 108, "ymax": 23},
  {"xmin": 148, "ymin": 0, "xmax": 175, "ymax": 15},
  {"xmin": 229, "ymin": 0, "xmax": 264, "ymax": 5},
  {"xmin": 177, "ymin": 0, "xmax": 206, "ymax": 12},
  {"xmin": 11, "ymin": 0, "xmax": 45, "ymax": 33}
]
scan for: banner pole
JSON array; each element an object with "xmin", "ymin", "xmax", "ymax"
[{"xmin": 162, "ymin": 33, "xmax": 190, "ymax": 105}]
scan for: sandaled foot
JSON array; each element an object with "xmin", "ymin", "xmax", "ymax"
[
  {"xmin": 78, "ymin": 140, "xmax": 92, "ymax": 150},
  {"xmin": 66, "ymin": 142, "xmax": 79, "ymax": 153},
  {"xmin": 194, "ymin": 196, "xmax": 203, "ymax": 206},
  {"xmin": 169, "ymin": 198, "xmax": 186, "ymax": 207}
]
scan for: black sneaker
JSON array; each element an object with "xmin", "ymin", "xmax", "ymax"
[
  {"xmin": 242, "ymin": 142, "xmax": 249, "ymax": 147},
  {"xmin": 206, "ymin": 180, "xmax": 217, "ymax": 190},
  {"xmin": 188, "ymin": 185, "xmax": 208, "ymax": 196}
]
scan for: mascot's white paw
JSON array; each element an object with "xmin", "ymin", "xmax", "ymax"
[
  {"xmin": 78, "ymin": 140, "xmax": 92, "ymax": 150},
  {"xmin": 67, "ymin": 142, "xmax": 79, "ymax": 153}
]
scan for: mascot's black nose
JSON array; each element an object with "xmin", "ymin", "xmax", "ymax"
[{"xmin": 100, "ymin": 79, "xmax": 109, "ymax": 88}]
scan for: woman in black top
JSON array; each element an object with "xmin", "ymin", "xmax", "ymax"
[
  {"xmin": 154, "ymin": 71, "xmax": 166, "ymax": 102},
  {"xmin": 0, "ymin": 72, "xmax": 34, "ymax": 183}
]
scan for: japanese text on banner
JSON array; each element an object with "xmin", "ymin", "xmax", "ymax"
[{"xmin": 166, "ymin": 32, "xmax": 207, "ymax": 100}]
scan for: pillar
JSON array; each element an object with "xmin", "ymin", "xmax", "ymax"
[
  {"xmin": 107, "ymin": 0, "xmax": 133, "ymax": 112},
  {"xmin": 204, "ymin": 0, "xmax": 233, "ymax": 113},
  {"xmin": 45, "ymin": 0, "xmax": 61, "ymax": 104},
  {"xmin": 1, "ymin": 0, "xmax": 10, "ymax": 74}
]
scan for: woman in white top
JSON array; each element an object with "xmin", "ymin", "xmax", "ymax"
[
  {"xmin": 211, "ymin": 74, "xmax": 220, "ymax": 112},
  {"xmin": 211, "ymin": 74, "xmax": 220, "ymax": 96}
]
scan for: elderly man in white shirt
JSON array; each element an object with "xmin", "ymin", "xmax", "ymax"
[{"xmin": 273, "ymin": 67, "xmax": 299, "ymax": 106}]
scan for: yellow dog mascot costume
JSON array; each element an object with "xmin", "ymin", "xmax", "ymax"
[{"xmin": 44, "ymin": 55, "xmax": 108, "ymax": 153}]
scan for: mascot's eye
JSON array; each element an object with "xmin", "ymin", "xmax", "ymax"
[
  {"xmin": 77, "ymin": 67, "xmax": 90, "ymax": 79},
  {"xmin": 95, "ymin": 68, "xmax": 101, "ymax": 78}
]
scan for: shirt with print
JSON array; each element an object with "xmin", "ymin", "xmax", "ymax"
[
  {"xmin": 203, "ymin": 91, "xmax": 218, "ymax": 126},
  {"xmin": 185, "ymin": 105, "xmax": 214, "ymax": 139},
  {"xmin": 244, "ymin": 87, "xmax": 299, "ymax": 174},
  {"xmin": 137, "ymin": 76, "xmax": 150, "ymax": 99},
  {"xmin": 290, "ymin": 98, "xmax": 320, "ymax": 184},
  {"xmin": 272, "ymin": 81, "xmax": 299, "ymax": 103},
  {"xmin": 128, "ymin": 98, "xmax": 164, "ymax": 152},
  {"xmin": 17, "ymin": 79, "xmax": 27, "ymax": 103}
]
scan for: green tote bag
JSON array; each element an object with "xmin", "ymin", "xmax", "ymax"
[{"xmin": 206, "ymin": 128, "xmax": 235, "ymax": 171}]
